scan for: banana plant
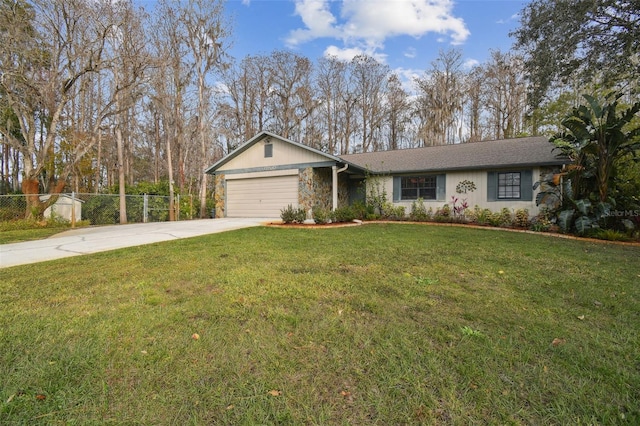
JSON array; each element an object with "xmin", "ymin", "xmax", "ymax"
[
  {"xmin": 554, "ymin": 93, "xmax": 640, "ymax": 203},
  {"xmin": 535, "ymin": 92, "xmax": 640, "ymax": 235}
]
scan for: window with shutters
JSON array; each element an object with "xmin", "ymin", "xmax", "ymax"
[
  {"xmin": 498, "ymin": 172, "xmax": 521, "ymax": 199},
  {"xmin": 400, "ymin": 176, "xmax": 436, "ymax": 200},
  {"xmin": 487, "ymin": 170, "xmax": 533, "ymax": 202}
]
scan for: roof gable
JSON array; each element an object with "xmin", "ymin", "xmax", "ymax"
[
  {"xmin": 206, "ymin": 131, "xmax": 343, "ymax": 174},
  {"xmin": 339, "ymin": 136, "xmax": 568, "ymax": 173}
]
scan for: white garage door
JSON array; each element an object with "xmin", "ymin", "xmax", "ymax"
[{"xmin": 227, "ymin": 175, "xmax": 298, "ymax": 218}]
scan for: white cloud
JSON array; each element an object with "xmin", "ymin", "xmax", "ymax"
[
  {"xmin": 404, "ymin": 47, "xmax": 417, "ymax": 59},
  {"xmin": 496, "ymin": 13, "xmax": 519, "ymax": 24},
  {"xmin": 393, "ymin": 67, "xmax": 423, "ymax": 92},
  {"xmin": 286, "ymin": 0, "xmax": 340, "ymax": 46},
  {"xmin": 287, "ymin": 0, "xmax": 470, "ymax": 51},
  {"xmin": 324, "ymin": 45, "xmax": 387, "ymax": 63},
  {"xmin": 463, "ymin": 58, "xmax": 479, "ymax": 69}
]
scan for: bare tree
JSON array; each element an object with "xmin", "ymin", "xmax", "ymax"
[
  {"xmin": 267, "ymin": 51, "xmax": 313, "ymax": 139},
  {"xmin": 0, "ymin": 0, "xmax": 112, "ymax": 216},
  {"xmin": 315, "ymin": 55, "xmax": 358, "ymax": 155},
  {"xmin": 414, "ymin": 49, "xmax": 464, "ymax": 146},
  {"xmin": 148, "ymin": 0, "xmax": 191, "ymax": 220},
  {"xmin": 483, "ymin": 50, "xmax": 528, "ymax": 139},
  {"xmin": 463, "ymin": 66, "xmax": 485, "ymax": 142},
  {"xmin": 384, "ymin": 73, "xmax": 411, "ymax": 150},
  {"xmin": 181, "ymin": 0, "xmax": 229, "ymax": 218},
  {"xmin": 350, "ymin": 55, "xmax": 389, "ymax": 152}
]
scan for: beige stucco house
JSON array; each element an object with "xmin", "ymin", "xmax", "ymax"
[{"xmin": 205, "ymin": 131, "xmax": 568, "ymax": 218}]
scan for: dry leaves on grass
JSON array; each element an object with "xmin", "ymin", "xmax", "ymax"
[
  {"xmin": 268, "ymin": 390, "xmax": 282, "ymax": 396},
  {"xmin": 551, "ymin": 337, "xmax": 566, "ymax": 347}
]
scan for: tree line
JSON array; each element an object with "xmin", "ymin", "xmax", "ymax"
[{"xmin": 1, "ymin": 0, "xmax": 637, "ymax": 219}]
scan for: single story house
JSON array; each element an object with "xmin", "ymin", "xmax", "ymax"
[{"xmin": 205, "ymin": 131, "xmax": 568, "ymax": 218}]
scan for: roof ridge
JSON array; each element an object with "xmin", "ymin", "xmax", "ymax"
[{"xmin": 339, "ymin": 136, "xmax": 549, "ymax": 158}]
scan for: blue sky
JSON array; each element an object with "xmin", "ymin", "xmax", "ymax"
[{"xmin": 223, "ymin": 0, "xmax": 527, "ymax": 74}]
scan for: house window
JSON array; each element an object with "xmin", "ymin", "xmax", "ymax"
[
  {"xmin": 264, "ymin": 143, "xmax": 273, "ymax": 158},
  {"xmin": 498, "ymin": 172, "xmax": 521, "ymax": 199},
  {"xmin": 401, "ymin": 176, "xmax": 436, "ymax": 200}
]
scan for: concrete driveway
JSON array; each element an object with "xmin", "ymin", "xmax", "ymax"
[{"xmin": 0, "ymin": 218, "xmax": 272, "ymax": 268}]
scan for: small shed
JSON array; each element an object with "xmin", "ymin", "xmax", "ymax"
[{"xmin": 40, "ymin": 194, "xmax": 83, "ymax": 222}]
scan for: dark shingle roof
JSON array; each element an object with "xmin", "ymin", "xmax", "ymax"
[{"xmin": 339, "ymin": 136, "xmax": 567, "ymax": 173}]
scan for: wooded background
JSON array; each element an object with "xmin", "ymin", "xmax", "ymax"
[{"xmin": 1, "ymin": 0, "xmax": 637, "ymax": 218}]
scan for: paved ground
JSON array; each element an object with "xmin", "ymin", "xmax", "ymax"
[{"xmin": 0, "ymin": 218, "xmax": 273, "ymax": 268}]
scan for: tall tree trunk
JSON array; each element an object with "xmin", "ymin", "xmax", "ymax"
[
  {"xmin": 116, "ymin": 127, "xmax": 127, "ymax": 224},
  {"xmin": 94, "ymin": 132, "xmax": 102, "ymax": 194},
  {"xmin": 167, "ymin": 132, "xmax": 175, "ymax": 221},
  {"xmin": 198, "ymin": 76, "xmax": 208, "ymax": 218}
]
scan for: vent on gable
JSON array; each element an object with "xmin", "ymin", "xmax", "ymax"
[{"xmin": 264, "ymin": 143, "xmax": 273, "ymax": 158}]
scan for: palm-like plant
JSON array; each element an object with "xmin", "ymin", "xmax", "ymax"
[
  {"xmin": 554, "ymin": 93, "xmax": 640, "ymax": 203},
  {"xmin": 538, "ymin": 92, "xmax": 640, "ymax": 234}
]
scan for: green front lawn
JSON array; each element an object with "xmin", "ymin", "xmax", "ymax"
[
  {"xmin": 1, "ymin": 224, "xmax": 638, "ymax": 424},
  {"xmin": 0, "ymin": 218, "xmax": 89, "ymax": 244}
]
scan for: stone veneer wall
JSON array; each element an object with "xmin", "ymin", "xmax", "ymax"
[
  {"xmin": 213, "ymin": 174, "xmax": 225, "ymax": 218},
  {"xmin": 538, "ymin": 166, "xmax": 563, "ymax": 210},
  {"xmin": 299, "ymin": 167, "xmax": 333, "ymax": 214}
]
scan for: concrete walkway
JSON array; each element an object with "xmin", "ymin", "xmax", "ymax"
[{"xmin": 0, "ymin": 218, "xmax": 272, "ymax": 268}]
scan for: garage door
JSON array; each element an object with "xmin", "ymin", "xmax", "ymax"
[{"xmin": 227, "ymin": 175, "xmax": 298, "ymax": 218}]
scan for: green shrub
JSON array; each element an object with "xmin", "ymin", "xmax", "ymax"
[
  {"xmin": 436, "ymin": 204, "xmax": 451, "ymax": 217},
  {"xmin": 469, "ymin": 206, "xmax": 489, "ymax": 225},
  {"xmin": 83, "ymin": 196, "xmax": 118, "ymax": 225},
  {"xmin": 530, "ymin": 210, "xmax": 552, "ymax": 232},
  {"xmin": 379, "ymin": 202, "xmax": 405, "ymax": 220},
  {"xmin": 430, "ymin": 204, "xmax": 450, "ymax": 222},
  {"xmin": 591, "ymin": 228, "xmax": 630, "ymax": 241},
  {"xmin": 388, "ymin": 205, "xmax": 406, "ymax": 220},
  {"xmin": 514, "ymin": 208, "xmax": 530, "ymax": 228},
  {"xmin": 409, "ymin": 198, "xmax": 429, "ymax": 221},
  {"xmin": 466, "ymin": 205, "xmax": 479, "ymax": 223},
  {"xmin": 0, "ymin": 195, "xmax": 27, "ymax": 221},
  {"xmin": 487, "ymin": 212, "xmax": 503, "ymax": 227},
  {"xmin": 331, "ymin": 205, "xmax": 356, "ymax": 223},
  {"xmin": 498, "ymin": 208, "xmax": 513, "ymax": 226},
  {"xmin": 312, "ymin": 206, "xmax": 331, "ymax": 224},
  {"xmin": 351, "ymin": 200, "xmax": 373, "ymax": 220},
  {"xmin": 280, "ymin": 204, "xmax": 306, "ymax": 224}
]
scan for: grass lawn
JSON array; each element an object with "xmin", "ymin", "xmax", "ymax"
[
  {"xmin": 0, "ymin": 227, "xmax": 69, "ymax": 244},
  {"xmin": 0, "ymin": 218, "xmax": 89, "ymax": 244},
  {"xmin": 1, "ymin": 224, "xmax": 638, "ymax": 424}
]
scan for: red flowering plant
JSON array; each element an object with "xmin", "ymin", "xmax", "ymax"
[{"xmin": 450, "ymin": 196, "xmax": 469, "ymax": 220}]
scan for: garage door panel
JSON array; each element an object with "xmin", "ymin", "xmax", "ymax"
[{"xmin": 227, "ymin": 175, "xmax": 298, "ymax": 217}]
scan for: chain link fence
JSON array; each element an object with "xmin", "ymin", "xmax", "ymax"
[{"xmin": 0, "ymin": 193, "xmax": 198, "ymax": 225}]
